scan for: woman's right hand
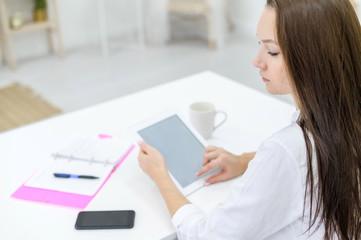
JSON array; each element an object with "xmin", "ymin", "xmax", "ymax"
[
  {"xmin": 196, "ymin": 146, "xmax": 256, "ymax": 185},
  {"xmin": 138, "ymin": 141, "xmax": 169, "ymax": 184}
]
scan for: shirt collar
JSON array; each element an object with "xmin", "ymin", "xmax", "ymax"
[{"xmin": 291, "ymin": 109, "xmax": 300, "ymax": 122}]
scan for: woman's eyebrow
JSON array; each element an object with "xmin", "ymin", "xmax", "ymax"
[
  {"xmin": 261, "ymin": 39, "xmax": 278, "ymax": 44},
  {"xmin": 256, "ymin": 34, "xmax": 278, "ymax": 45}
]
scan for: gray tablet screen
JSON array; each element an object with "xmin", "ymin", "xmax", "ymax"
[{"xmin": 138, "ymin": 115, "xmax": 204, "ymax": 187}]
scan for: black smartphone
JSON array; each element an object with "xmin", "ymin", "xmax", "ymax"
[{"xmin": 75, "ymin": 210, "xmax": 135, "ymax": 230}]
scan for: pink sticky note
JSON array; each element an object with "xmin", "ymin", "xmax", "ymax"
[{"xmin": 98, "ymin": 134, "xmax": 113, "ymax": 139}]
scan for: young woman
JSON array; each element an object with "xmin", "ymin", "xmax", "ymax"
[{"xmin": 137, "ymin": 0, "xmax": 361, "ymax": 239}]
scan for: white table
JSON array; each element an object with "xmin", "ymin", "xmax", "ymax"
[{"xmin": 0, "ymin": 72, "xmax": 295, "ymax": 240}]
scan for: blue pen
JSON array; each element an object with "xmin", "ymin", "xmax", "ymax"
[{"xmin": 53, "ymin": 173, "xmax": 99, "ymax": 179}]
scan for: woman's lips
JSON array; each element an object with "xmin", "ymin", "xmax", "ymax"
[{"xmin": 262, "ymin": 77, "xmax": 270, "ymax": 82}]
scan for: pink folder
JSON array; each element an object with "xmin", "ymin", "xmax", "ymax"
[{"xmin": 11, "ymin": 144, "xmax": 135, "ymax": 209}]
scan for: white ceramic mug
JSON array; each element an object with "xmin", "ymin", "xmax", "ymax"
[{"xmin": 189, "ymin": 102, "xmax": 227, "ymax": 139}]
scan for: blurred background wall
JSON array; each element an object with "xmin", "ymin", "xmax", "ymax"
[
  {"xmin": 4, "ymin": 0, "xmax": 360, "ymax": 61},
  {"xmin": 2, "ymin": 0, "xmax": 267, "ymax": 60}
]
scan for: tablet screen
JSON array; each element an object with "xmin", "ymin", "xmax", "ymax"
[{"xmin": 138, "ymin": 115, "xmax": 204, "ymax": 187}]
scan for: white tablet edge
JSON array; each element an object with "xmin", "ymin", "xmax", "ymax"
[{"xmin": 129, "ymin": 108, "xmax": 221, "ymax": 196}]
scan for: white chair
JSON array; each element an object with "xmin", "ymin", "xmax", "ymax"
[
  {"xmin": 97, "ymin": 0, "xmax": 145, "ymax": 56},
  {"xmin": 168, "ymin": 0, "xmax": 229, "ymax": 48}
]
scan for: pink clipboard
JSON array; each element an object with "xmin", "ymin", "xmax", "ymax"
[{"xmin": 11, "ymin": 144, "xmax": 135, "ymax": 209}]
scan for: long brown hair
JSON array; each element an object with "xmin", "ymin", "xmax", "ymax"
[{"xmin": 266, "ymin": 0, "xmax": 361, "ymax": 239}]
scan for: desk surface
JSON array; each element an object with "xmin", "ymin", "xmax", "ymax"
[{"xmin": 0, "ymin": 71, "xmax": 294, "ymax": 240}]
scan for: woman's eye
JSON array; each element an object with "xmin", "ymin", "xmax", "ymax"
[{"xmin": 268, "ymin": 51, "xmax": 279, "ymax": 56}]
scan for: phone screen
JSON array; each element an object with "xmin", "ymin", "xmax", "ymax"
[{"xmin": 75, "ymin": 210, "xmax": 135, "ymax": 229}]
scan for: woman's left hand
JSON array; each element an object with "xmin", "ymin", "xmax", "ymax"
[
  {"xmin": 197, "ymin": 146, "xmax": 255, "ymax": 184},
  {"xmin": 137, "ymin": 141, "xmax": 169, "ymax": 183}
]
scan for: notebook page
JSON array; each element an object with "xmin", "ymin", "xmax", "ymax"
[
  {"xmin": 54, "ymin": 137, "xmax": 126, "ymax": 164},
  {"xmin": 24, "ymin": 136, "xmax": 131, "ymax": 196},
  {"xmin": 24, "ymin": 159, "xmax": 114, "ymax": 196}
]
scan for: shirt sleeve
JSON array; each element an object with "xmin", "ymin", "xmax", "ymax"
[{"xmin": 172, "ymin": 138, "xmax": 305, "ymax": 240}]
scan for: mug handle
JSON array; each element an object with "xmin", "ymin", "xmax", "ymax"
[{"xmin": 214, "ymin": 110, "xmax": 227, "ymax": 131}]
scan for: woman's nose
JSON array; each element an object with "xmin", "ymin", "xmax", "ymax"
[{"xmin": 252, "ymin": 52, "xmax": 266, "ymax": 70}]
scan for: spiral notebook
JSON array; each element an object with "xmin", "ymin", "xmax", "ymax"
[{"xmin": 12, "ymin": 135, "xmax": 135, "ymax": 208}]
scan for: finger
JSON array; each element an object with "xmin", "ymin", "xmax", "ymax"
[
  {"xmin": 138, "ymin": 140, "xmax": 145, "ymax": 151},
  {"xmin": 203, "ymin": 151, "xmax": 218, "ymax": 166},
  {"xmin": 196, "ymin": 159, "xmax": 220, "ymax": 176},
  {"xmin": 138, "ymin": 141, "xmax": 151, "ymax": 153},
  {"xmin": 137, "ymin": 150, "xmax": 147, "ymax": 162},
  {"xmin": 205, "ymin": 172, "xmax": 227, "ymax": 185},
  {"xmin": 205, "ymin": 145, "xmax": 217, "ymax": 153}
]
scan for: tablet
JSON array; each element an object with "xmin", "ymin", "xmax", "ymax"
[{"xmin": 132, "ymin": 110, "xmax": 220, "ymax": 196}]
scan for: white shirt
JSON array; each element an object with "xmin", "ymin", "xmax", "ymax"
[{"xmin": 172, "ymin": 111, "xmax": 325, "ymax": 240}]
